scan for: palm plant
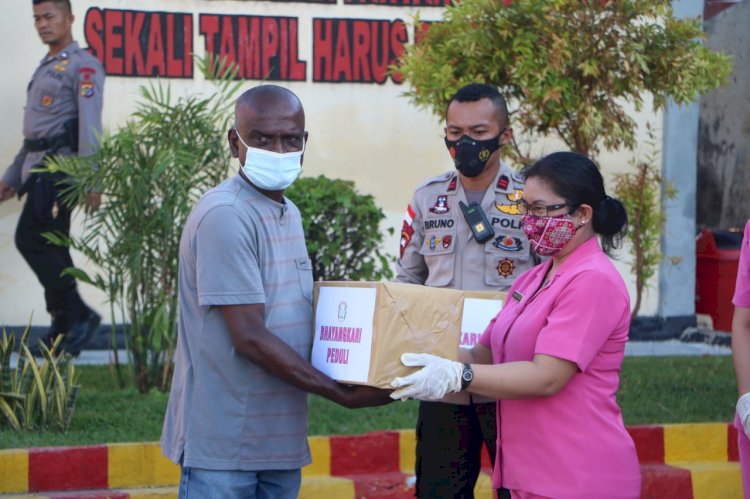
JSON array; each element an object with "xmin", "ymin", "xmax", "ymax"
[{"xmin": 45, "ymin": 55, "xmax": 241, "ymax": 393}]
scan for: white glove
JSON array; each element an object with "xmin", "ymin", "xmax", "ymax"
[
  {"xmin": 737, "ymin": 392, "xmax": 750, "ymax": 439},
  {"xmin": 390, "ymin": 353, "xmax": 463, "ymax": 401}
]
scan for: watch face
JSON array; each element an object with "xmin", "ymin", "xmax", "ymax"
[{"xmin": 461, "ymin": 364, "xmax": 473, "ymax": 391}]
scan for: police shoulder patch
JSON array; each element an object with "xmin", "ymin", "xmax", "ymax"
[
  {"xmin": 79, "ymin": 67, "xmax": 97, "ymax": 79},
  {"xmin": 400, "ymin": 224, "xmax": 414, "ymax": 258},
  {"xmin": 80, "ymin": 81, "xmax": 95, "ymax": 98}
]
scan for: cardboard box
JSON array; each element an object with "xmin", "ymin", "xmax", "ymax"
[{"xmin": 311, "ymin": 281, "xmax": 505, "ymax": 388}]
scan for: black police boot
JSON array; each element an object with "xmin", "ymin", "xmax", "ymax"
[
  {"xmin": 61, "ymin": 290, "xmax": 101, "ymax": 357},
  {"xmin": 28, "ymin": 332, "xmax": 61, "ymax": 357},
  {"xmin": 63, "ymin": 307, "xmax": 101, "ymax": 357},
  {"xmin": 28, "ymin": 311, "xmax": 68, "ymax": 357}
]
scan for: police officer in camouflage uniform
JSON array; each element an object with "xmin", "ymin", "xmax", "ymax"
[
  {"xmin": 0, "ymin": 0, "xmax": 104, "ymax": 356},
  {"xmin": 396, "ymin": 84, "xmax": 535, "ymax": 498}
]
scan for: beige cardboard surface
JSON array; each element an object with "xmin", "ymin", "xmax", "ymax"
[
  {"xmin": 370, "ymin": 282, "xmax": 465, "ymax": 388},
  {"xmin": 313, "ymin": 281, "xmax": 506, "ymax": 389}
]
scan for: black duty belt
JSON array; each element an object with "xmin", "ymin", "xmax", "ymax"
[
  {"xmin": 23, "ymin": 118, "xmax": 79, "ymax": 153},
  {"xmin": 23, "ymin": 133, "xmax": 73, "ymax": 153}
]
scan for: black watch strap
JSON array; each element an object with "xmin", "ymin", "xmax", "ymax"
[{"xmin": 461, "ymin": 362, "xmax": 473, "ymax": 391}]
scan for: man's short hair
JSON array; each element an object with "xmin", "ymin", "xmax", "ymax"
[
  {"xmin": 33, "ymin": 0, "xmax": 72, "ymax": 14},
  {"xmin": 447, "ymin": 83, "xmax": 509, "ymax": 127}
]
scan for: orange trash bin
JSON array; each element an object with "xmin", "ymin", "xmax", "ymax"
[{"xmin": 695, "ymin": 229, "xmax": 742, "ymax": 332}]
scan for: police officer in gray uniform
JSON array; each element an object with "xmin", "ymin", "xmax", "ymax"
[
  {"xmin": 396, "ymin": 84, "xmax": 535, "ymax": 498},
  {"xmin": 0, "ymin": 0, "xmax": 104, "ymax": 356}
]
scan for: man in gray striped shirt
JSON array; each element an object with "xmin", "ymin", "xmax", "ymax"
[{"xmin": 161, "ymin": 85, "xmax": 391, "ymax": 499}]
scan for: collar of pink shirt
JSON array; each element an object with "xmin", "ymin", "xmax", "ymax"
[{"xmin": 539, "ymin": 235, "xmax": 602, "ymax": 286}]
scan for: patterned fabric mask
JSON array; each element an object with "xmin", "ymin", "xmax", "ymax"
[{"xmin": 522, "ymin": 214, "xmax": 577, "ymax": 256}]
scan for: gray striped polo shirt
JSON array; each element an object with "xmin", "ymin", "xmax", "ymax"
[{"xmin": 161, "ymin": 174, "xmax": 314, "ymax": 471}]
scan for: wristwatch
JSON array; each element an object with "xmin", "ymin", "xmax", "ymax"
[{"xmin": 461, "ymin": 363, "xmax": 473, "ymax": 391}]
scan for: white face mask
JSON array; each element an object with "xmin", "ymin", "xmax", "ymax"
[{"xmin": 236, "ymin": 131, "xmax": 304, "ymax": 191}]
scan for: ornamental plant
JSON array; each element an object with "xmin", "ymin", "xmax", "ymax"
[
  {"xmin": 0, "ymin": 326, "xmax": 79, "ymax": 432},
  {"xmin": 286, "ymin": 175, "xmax": 394, "ymax": 282},
  {"xmin": 614, "ymin": 127, "xmax": 676, "ymax": 319},
  {"xmin": 397, "ymin": 0, "xmax": 732, "ymax": 161},
  {"xmin": 44, "ymin": 55, "xmax": 241, "ymax": 393}
]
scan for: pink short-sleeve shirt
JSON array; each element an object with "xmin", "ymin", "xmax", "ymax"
[
  {"xmin": 733, "ymin": 219, "xmax": 750, "ymax": 308},
  {"xmin": 478, "ymin": 237, "xmax": 641, "ymax": 499}
]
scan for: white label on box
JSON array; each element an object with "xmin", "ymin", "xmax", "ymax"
[
  {"xmin": 312, "ymin": 287, "xmax": 377, "ymax": 383},
  {"xmin": 459, "ymin": 298, "xmax": 503, "ymax": 349}
]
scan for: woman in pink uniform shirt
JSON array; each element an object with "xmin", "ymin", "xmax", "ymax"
[
  {"xmin": 732, "ymin": 218, "xmax": 750, "ymax": 497},
  {"xmin": 392, "ymin": 152, "xmax": 641, "ymax": 499}
]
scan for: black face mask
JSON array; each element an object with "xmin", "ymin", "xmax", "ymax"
[{"xmin": 444, "ymin": 130, "xmax": 505, "ymax": 177}]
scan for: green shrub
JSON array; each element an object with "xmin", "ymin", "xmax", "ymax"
[
  {"xmin": 397, "ymin": 0, "xmax": 732, "ymax": 160},
  {"xmin": 0, "ymin": 328, "xmax": 79, "ymax": 432},
  {"xmin": 286, "ymin": 175, "xmax": 395, "ymax": 281}
]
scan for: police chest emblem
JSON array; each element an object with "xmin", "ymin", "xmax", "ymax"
[
  {"xmin": 492, "ymin": 235, "xmax": 523, "ymax": 251},
  {"xmin": 41, "ymin": 95, "xmax": 53, "ymax": 107},
  {"xmin": 495, "ymin": 189, "xmax": 524, "ymax": 215},
  {"xmin": 497, "ymin": 258, "xmax": 515, "ymax": 278},
  {"xmin": 428, "ymin": 235, "xmax": 452, "ymax": 251},
  {"xmin": 429, "ymin": 195, "xmax": 450, "ymax": 214},
  {"xmin": 54, "ymin": 59, "xmax": 69, "ymax": 72}
]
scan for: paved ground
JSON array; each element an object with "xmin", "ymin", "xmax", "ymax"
[
  {"xmin": 625, "ymin": 339, "xmax": 731, "ymax": 356},
  {"xmin": 1, "ymin": 423, "xmax": 741, "ymax": 498}
]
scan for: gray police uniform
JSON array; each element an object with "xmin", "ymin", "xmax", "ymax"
[
  {"xmin": 3, "ymin": 41, "xmax": 104, "ymax": 347},
  {"xmin": 3, "ymin": 41, "xmax": 104, "ymax": 190},
  {"xmin": 396, "ymin": 160, "xmax": 534, "ymax": 498}
]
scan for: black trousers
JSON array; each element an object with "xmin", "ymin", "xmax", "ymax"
[
  {"xmin": 14, "ymin": 173, "xmax": 84, "ymax": 326},
  {"xmin": 415, "ymin": 400, "xmax": 497, "ymax": 498}
]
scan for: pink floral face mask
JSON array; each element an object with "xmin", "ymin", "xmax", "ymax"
[{"xmin": 522, "ymin": 214, "xmax": 577, "ymax": 256}]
